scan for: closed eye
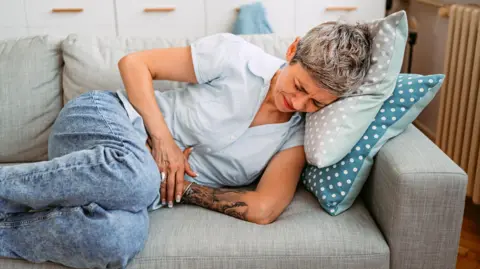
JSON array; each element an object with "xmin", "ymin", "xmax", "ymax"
[
  {"xmin": 313, "ymin": 100, "xmax": 326, "ymax": 108},
  {"xmin": 295, "ymin": 84, "xmax": 306, "ymax": 93}
]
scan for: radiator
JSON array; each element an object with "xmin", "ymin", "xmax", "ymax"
[{"xmin": 437, "ymin": 4, "xmax": 480, "ymax": 204}]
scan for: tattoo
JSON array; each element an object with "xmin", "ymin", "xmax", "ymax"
[{"xmin": 181, "ymin": 183, "xmax": 249, "ymax": 221}]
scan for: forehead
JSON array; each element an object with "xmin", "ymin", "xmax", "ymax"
[{"xmin": 291, "ymin": 63, "xmax": 339, "ymax": 102}]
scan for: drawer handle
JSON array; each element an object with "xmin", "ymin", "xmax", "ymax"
[
  {"xmin": 325, "ymin": 6, "xmax": 358, "ymax": 12},
  {"xmin": 144, "ymin": 7, "xmax": 176, "ymax": 12},
  {"xmin": 51, "ymin": 8, "xmax": 84, "ymax": 13}
]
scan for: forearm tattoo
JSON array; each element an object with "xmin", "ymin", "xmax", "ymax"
[{"xmin": 181, "ymin": 183, "xmax": 249, "ymax": 221}]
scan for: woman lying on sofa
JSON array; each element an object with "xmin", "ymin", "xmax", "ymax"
[{"xmin": 0, "ymin": 23, "xmax": 372, "ymax": 268}]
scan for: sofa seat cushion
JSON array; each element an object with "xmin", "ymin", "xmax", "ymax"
[
  {"xmin": 0, "ymin": 177, "xmax": 389, "ymax": 269},
  {"xmin": 131, "ymin": 187, "xmax": 390, "ymax": 269}
]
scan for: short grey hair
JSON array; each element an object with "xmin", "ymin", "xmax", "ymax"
[{"xmin": 291, "ymin": 22, "xmax": 373, "ymax": 97}]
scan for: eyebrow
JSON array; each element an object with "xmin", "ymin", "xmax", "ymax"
[{"xmin": 296, "ymin": 78, "xmax": 328, "ymax": 106}]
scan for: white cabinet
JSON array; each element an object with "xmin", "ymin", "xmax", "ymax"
[
  {"xmin": 0, "ymin": 0, "xmax": 27, "ymax": 27},
  {"xmin": 24, "ymin": 0, "xmax": 116, "ymax": 37},
  {"xmin": 116, "ymin": 0, "xmax": 206, "ymax": 38},
  {"xmin": 0, "ymin": 27, "xmax": 29, "ymax": 40},
  {"xmin": 295, "ymin": 0, "xmax": 385, "ymax": 36},
  {"xmin": 0, "ymin": 0, "xmax": 387, "ymax": 39},
  {"xmin": 28, "ymin": 26, "xmax": 116, "ymax": 37},
  {"xmin": 205, "ymin": 0, "xmax": 295, "ymax": 37},
  {"xmin": 0, "ymin": 0, "xmax": 29, "ymax": 39}
]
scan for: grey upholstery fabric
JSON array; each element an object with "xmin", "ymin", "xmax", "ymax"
[
  {"xmin": 0, "ymin": 187, "xmax": 389, "ymax": 269},
  {"xmin": 62, "ymin": 34, "xmax": 192, "ymax": 104},
  {"xmin": 61, "ymin": 34, "xmax": 294, "ymax": 104},
  {"xmin": 362, "ymin": 124, "xmax": 468, "ymax": 269},
  {"xmin": 0, "ymin": 36, "xmax": 63, "ymax": 163}
]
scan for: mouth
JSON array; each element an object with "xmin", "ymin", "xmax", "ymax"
[{"xmin": 283, "ymin": 96, "xmax": 295, "ymax": 111}]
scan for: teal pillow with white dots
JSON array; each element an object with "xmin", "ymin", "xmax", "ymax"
[{"xmin": 301, "ymin": 73, "xmax": 445, "ymax": 216}]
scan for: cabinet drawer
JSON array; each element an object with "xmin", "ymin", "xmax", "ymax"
[
  {"xmin": 0, "ymin": 0, "xmax": 27, "ymax": 27},
  {"xmin": 28, "ymin": 25, "xmax": 116, "ymax": 38},
  {"xmin": 25, "ymin": 0, "xmax": 115, "ymax": 27},
  {"xmin": 205, "ymin": 0, "xmax": 295, "ymax": 37},
  {"xmin": 295, "ymin": 0, "xmax": 385, "ymax": 36},
  {"xmin": 116, "ymin": 0, "xmax": 205, "ymax": 38},
  {"xmin": 0, "ymin": 27, "xmax": 29, "ymax": 40}
]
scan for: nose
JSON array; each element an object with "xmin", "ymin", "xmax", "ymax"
[{"xmin": 291, "ymin": 94, "xmax": 310, "ymax": 111}]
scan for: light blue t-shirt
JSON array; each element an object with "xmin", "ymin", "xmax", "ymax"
[{"xmin": 116, "ymin": 33, "xmax": 305, "ymax": 191}]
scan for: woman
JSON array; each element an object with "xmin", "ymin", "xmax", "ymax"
[{"xmin": 0, "ymin": 22, "xmax": 372, "ymax": 268}]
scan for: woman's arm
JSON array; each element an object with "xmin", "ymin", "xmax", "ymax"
[
  {"xmin": 181, "ymin": 146, "xmax": 305, "ymax": 225},
  {"xmin": 181, "ymin": 184, "xmax": 263, "ymax": 223},
  {"xmin": 118, "ymin": 47, "xmax": 197, "ymax": 139},
  {"xmin": 118, "ymin": 47, "xmax": 198, "ymax": 208}
]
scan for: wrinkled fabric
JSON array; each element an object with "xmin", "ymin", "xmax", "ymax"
[
  {"xmin": 117, "ymin": 33, "xmax": 305, "ymax": 190},
  {"xmin": 0, "ymin": 91, "xmax": 160, "ymax": 269}
]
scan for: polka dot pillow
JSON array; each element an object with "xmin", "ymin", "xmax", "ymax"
[
  {"xmin": 301, "ymin": 74, "xmax": 445, "ymax": 216},
  {"xmin": 305, "ymin": 11, "xmax": 408, "ymax": 168}
]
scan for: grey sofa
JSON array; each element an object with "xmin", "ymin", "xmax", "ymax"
[{"xmin": 0, "ymin": 34, "xmax": 467, "ymax": 269}]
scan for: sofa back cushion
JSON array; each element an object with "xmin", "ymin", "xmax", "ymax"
[
  {"xmin": 0, "ymin": 36, "xmax": 63, "ymax": 162},
  {"xmin": 61, "ymin": 34, "xmax": 293, "ymax": 103}
]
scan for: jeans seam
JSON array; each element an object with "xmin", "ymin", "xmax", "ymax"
[
  {"xmin": 3, "ymin": 150, "xmax": 134, "ymax": 180},
  {"xmin": 0, "ymin": 207, "xmax": 83, "ymax": 228},
  {"xmin": 90, "ymin": 91, "xmax": 126, "ymax": 151}
]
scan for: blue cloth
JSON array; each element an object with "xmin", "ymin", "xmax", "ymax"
[
  {"xmin": 232, "ymin": 2, "xmax": 273, "ymax": 35},
  {"xmin": 0, "ymin": 91, "xmax": 159, "ymax": 268},
  {"xmin": 116, "ymin": 33, "xmax": 305, "ymax": 190}
]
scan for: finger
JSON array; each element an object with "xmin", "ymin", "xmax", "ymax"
[
  {"xmin": 167, "ymin": 168, "xmax": 176, "ymax": 208},
  {"xmin": 183, "ymin": 148, "xmax": 197, "ymax": 177},
  {"xmin": 184, "ymin": 157, "xmax": 197, "ymax": 177},
  {"xmin": 158, "ymin": 156, "xmax": 167, "ymax": 181},
  {"xmin": 175, "ymin": 166, "xmax": 185, "ymax": 203},
  {"xmin": 183, "ymin": 147, "xmax": 194, "ymax": 157},
  {"xmin": 160, "ymin": 175, "xmax": 167, "ymax": 206},
  {"xmin": 146, "ymin": 136, "xmax": 151, "ymax": 146},
  {"xmin": 145, "ymin": 142, "xmax": 152, "ymax": 154}
]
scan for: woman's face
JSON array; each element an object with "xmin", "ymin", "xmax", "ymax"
[{"xmin": 272, "ymin": 38, "xmax": 339, "ymax": 113}]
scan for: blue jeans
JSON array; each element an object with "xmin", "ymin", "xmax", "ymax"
[{"xmin": 0, "ymin": 90, "xmax": 161, "ymax": 268}]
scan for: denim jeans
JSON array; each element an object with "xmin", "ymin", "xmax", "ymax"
[{"xmin": 0, "ymin": 90, "xmax": 161, "ymax": 269}]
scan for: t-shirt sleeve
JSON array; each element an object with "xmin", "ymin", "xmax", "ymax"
[
  {"xmin": 278, "ymin": 120, "xmax": 305, "ymax": 152},
  {"xmin": 190, "ymin": 33, "xmax": 244, "ymax": 84}
]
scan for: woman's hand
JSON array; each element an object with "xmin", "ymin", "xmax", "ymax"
[{"xmin": 146, "ymin": 135, "xmax": 196, "ymax": 208}]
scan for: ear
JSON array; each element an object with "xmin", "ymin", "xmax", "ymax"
[{"xmin": 286, "ymin": 37, "xmax": 301, "ymax": 62}]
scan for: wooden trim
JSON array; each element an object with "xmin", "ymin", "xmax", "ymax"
[
  {"xmin": 438, "ymin": 6, "xmax": 451, "ymax": 18},
  {"xmin": 51, "ymin": 8, "xmax": 84, "ymax": 13},
  {"xmin": 413, "ymin": 120, "xmax": 436, "ymax": 142},
  {"xmin": 415, "ymin": 0, "xmax": 455, "ymax": 18},
  {"xmin": 143, "ymin": 7, "xmax": 176, "ymax": 12},
  {"xmin": 416, "ymin": 0, "xmax": 444, "ymax": 8},
  {"xmin": 325, "ymin": 6, "xmax": 358, "ymax": 12}
]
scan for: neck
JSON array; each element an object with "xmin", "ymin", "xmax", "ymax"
[
  {"xmin": 263, "ymin": 71, "xmax": 280, "ymax": 111},
  {"xmin": 262, "ymin": 71, "xmax": 294, "ymax": 120}
]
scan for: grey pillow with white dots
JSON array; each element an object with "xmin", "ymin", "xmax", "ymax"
[{"xmin": 305, "ymin": 10, "xmax": 408, "ymax": 168}]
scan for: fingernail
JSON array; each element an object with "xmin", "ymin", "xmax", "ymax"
[
  {"xmin": 168, "ymin": 201, "xmax": 173, "ymax": 208},
  {"xmin": 161, "ymin": 172, "xmax": 165, "ymax": 179},
  {"xmin": 162, "ymin": 199, "xmax": 166, "ymax": 205},
  {"xmin": 176, "ymin": 195, "xmax": 181, "ymax": 203}
]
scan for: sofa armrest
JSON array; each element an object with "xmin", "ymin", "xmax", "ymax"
[{"xmin": 362, "ymin": 124, "xmax": 467, "ymax": 269}]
